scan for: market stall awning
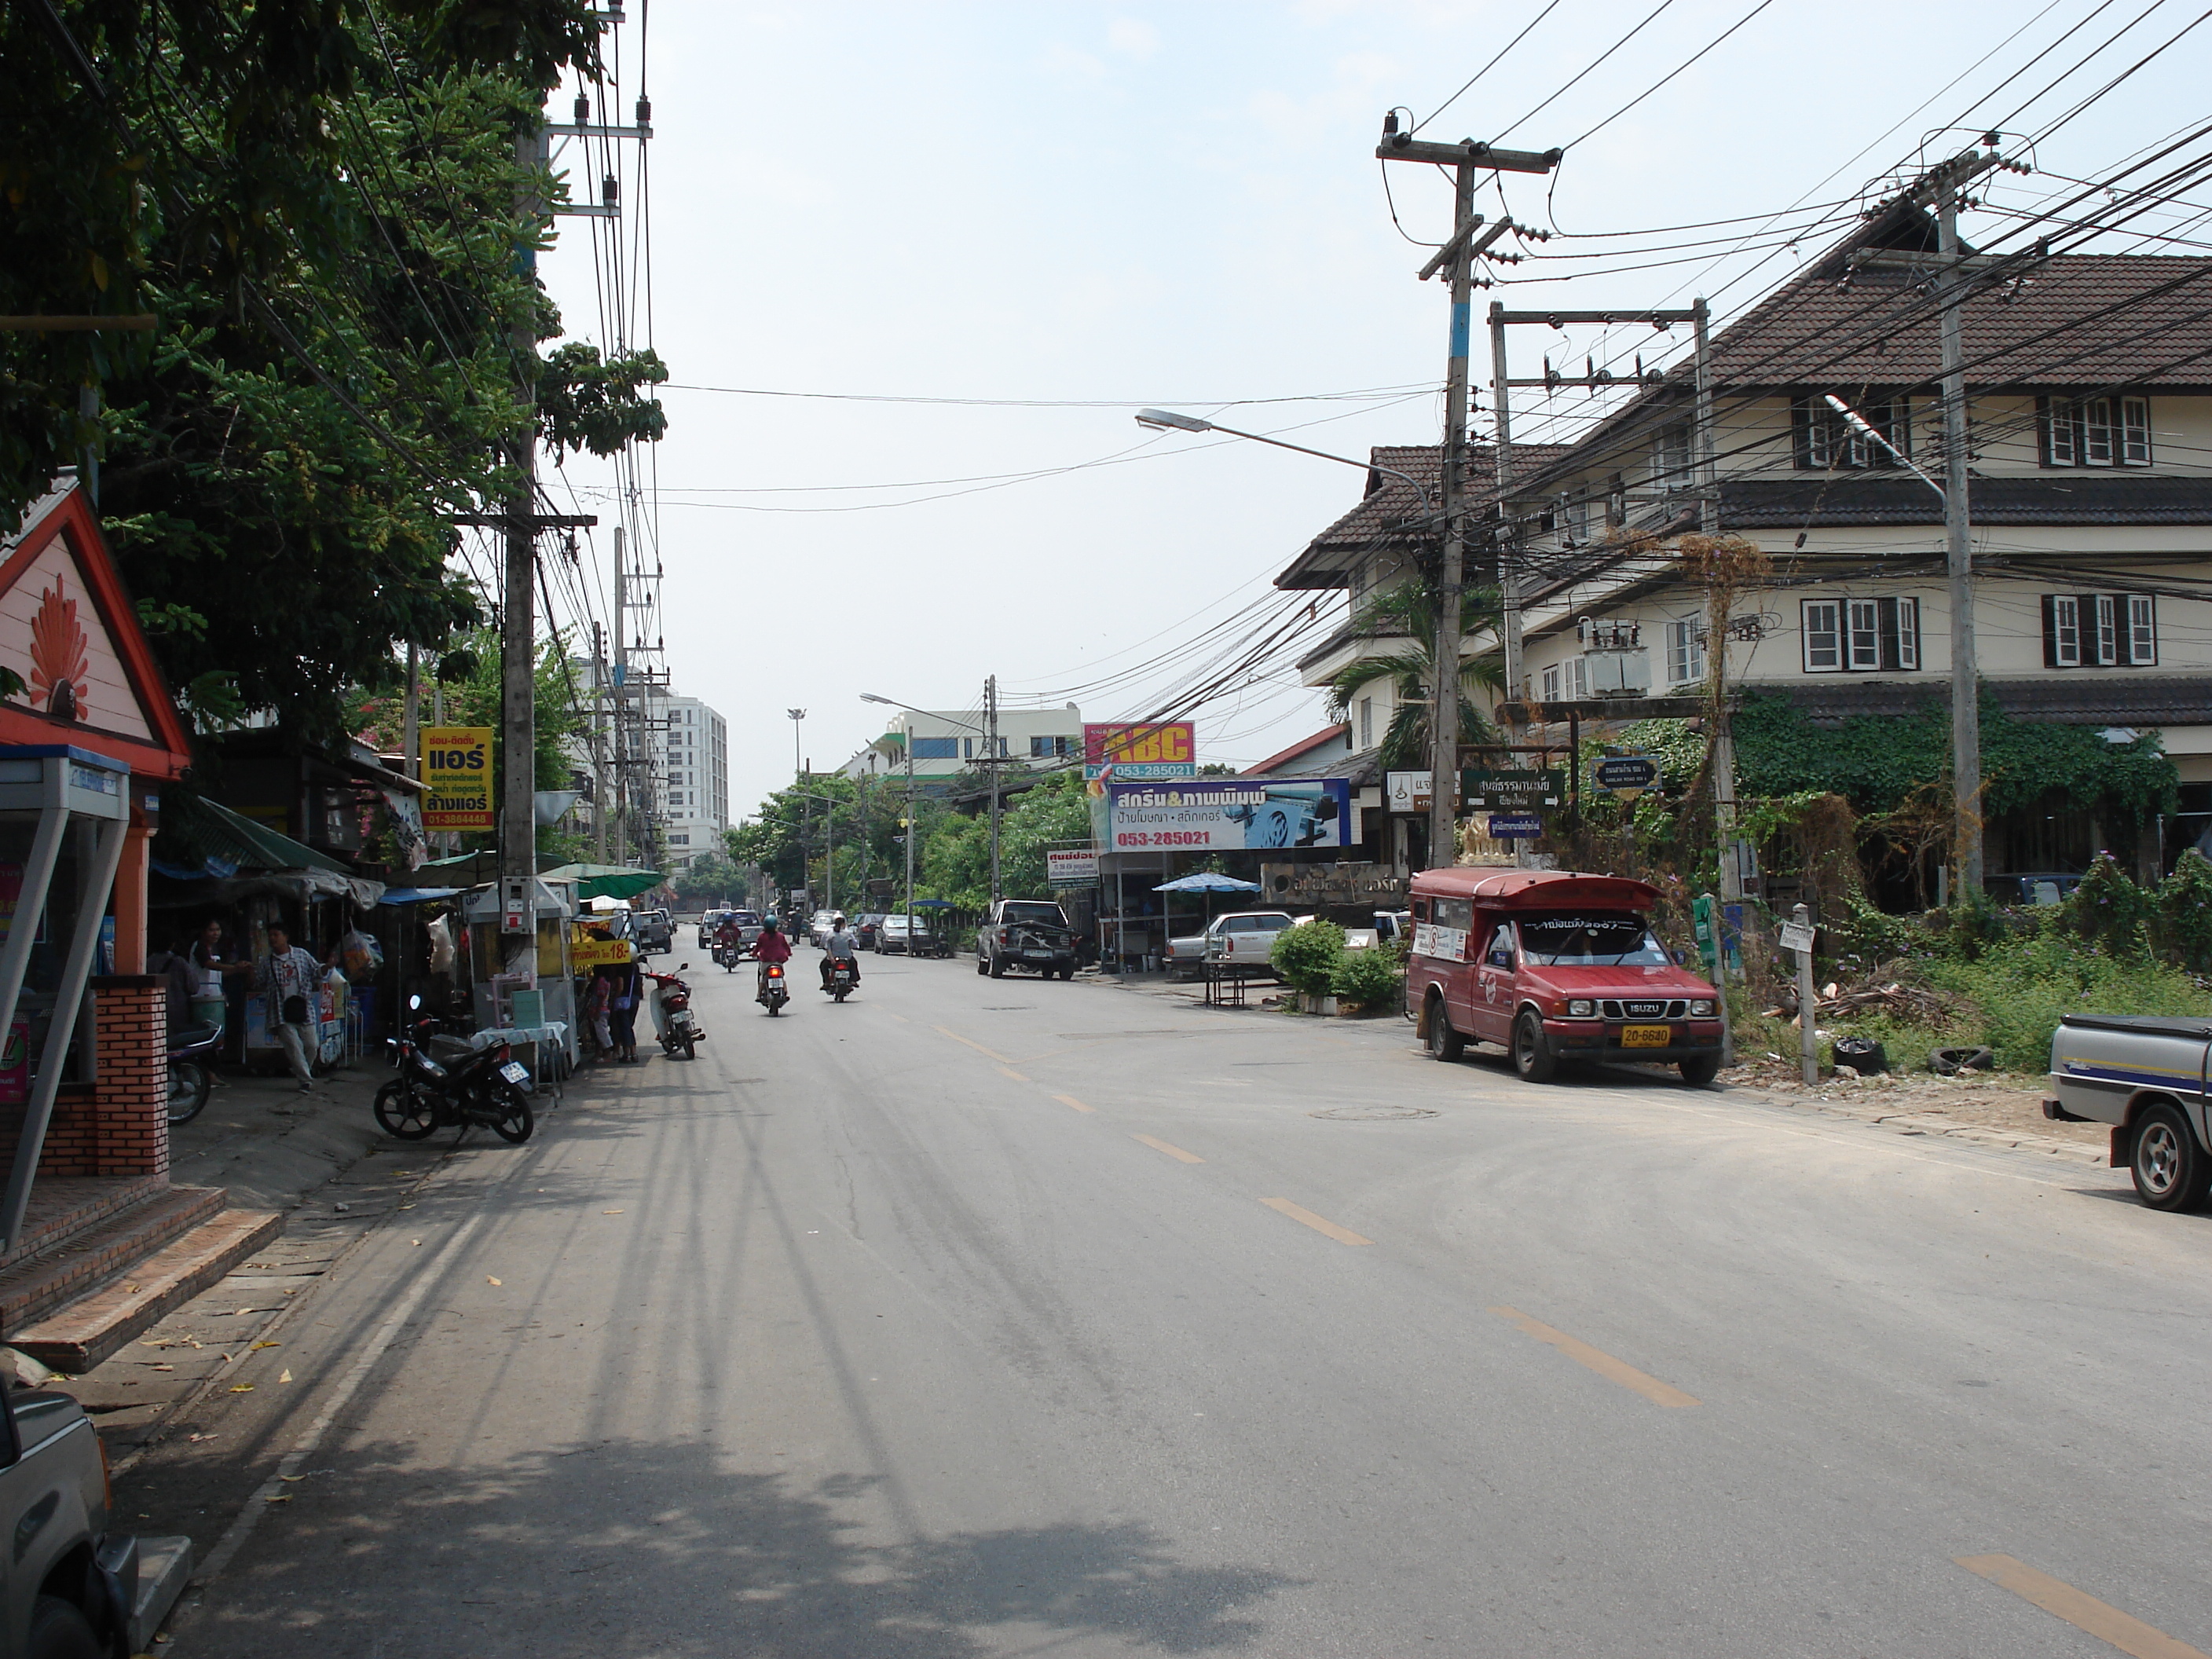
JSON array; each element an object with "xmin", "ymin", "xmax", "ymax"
[
  {"xmin": 377, "ymin": 887, "xmax": 463, "ymax": 906},
  {"xmin": 157, "ymin": 792, "xmax": 353, "ymax": 877},
  {"xmin": 538, "ymin": 862, "xmax": 661, "ymax": 901}
]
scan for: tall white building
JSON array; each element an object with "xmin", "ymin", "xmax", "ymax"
[{"xmin": 657, "ymin": 694, "xmax": 728, "ymax": 869}]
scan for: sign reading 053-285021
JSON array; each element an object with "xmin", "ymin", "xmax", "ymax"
[{"xmin": 421, "ymin": 726, "xmax": 493, "ymax": 832}]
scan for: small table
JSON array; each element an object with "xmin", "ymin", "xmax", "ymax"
[{"xmin": 460, "ymin": 1024, "xmax": 571, "ymax": 1091}]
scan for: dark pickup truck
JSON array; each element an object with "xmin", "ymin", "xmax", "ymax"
[{"xmin": 976, "ymin": 899, "xmax": 1078, "ymax": 980}]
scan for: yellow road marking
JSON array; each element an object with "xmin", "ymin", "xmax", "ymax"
[
  {"xmin": 1133, "ymin": 1133, "xmax": 1203, "ymax": 1164},
  {"xmin": 997, "ymin": 1065, "xmax": 1029, "ymax": 1082},
  {"xmin": 1054, "ymin": 1094, "xmax": 1096, "ymax": 1114},
  {"xmin": 1488, "ymin": 1306, "xmax": 1699, "ymax": 1408},
  {"xmin": 888, "ymin": 1013, "xmax": 910, "ymax": 1024},
  {"xmin": 935, "ymin": 1025, "xmax": 1012, "ymax": 1064},
  {"xmin": 1956, "ymin": 1555, "xmax": 2210, "ymax": 1659},
  {"xmin": 1260, "ymin": 1196, "xmax": 1372, "ymax": 1246}
]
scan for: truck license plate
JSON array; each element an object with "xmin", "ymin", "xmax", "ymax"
[
  {"xmin": 499, "ymin": 1061, "xmax": 530, "ymax": 1085},
  {"xmin": 1621, "ymin": 1025, "xmax": 1672, "ymax": 1048}
]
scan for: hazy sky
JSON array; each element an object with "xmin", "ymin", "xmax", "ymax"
[{"xmin": 532, "ymin": 1, "xmax": 2209, "ymax": 817}]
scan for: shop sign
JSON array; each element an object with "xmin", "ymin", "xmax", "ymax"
[
  {"xmin": 1046, "ymin": 849, "xmax": 1100, "ymax": 886},
  {"xmin": 1108, "ymin": 778, "xmax": 1351, "ymax": 851},
  {"xmin": 1593, "ymin": 754, "xmax": 1660, "ymax": 799},
  {"xmin": 572, "ymin": 932, "xmax": 633, "ymax": 969},
  {"xmin": 1487, "ymin": 813, "xmax": 1544, "ymax": 839},
  {"xmin": 1778, "ymin": 920, "xmax": 1816, "ymax": 954},
  {"xmin": 1384, "ymin": 771, "xmax": 1462, "ymax": 814},
  {"xmin": 1461, "ymin": 768, "xmax": 1564, "ymax": 808},
  {"xmin": 1083, "ymin": 721, "xmax": 1196, "ymax": 782},
  {"xmin": 422, "ymin": 726, "xmax": 493, "ymax": 831}
]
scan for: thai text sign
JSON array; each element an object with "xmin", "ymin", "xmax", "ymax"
[
  {"xmin": 1488, "ymin": 813, "xmax": 1544, "ymax": 840},
  {"xmin": 1083, "ymin": 721, "xmax": 1196, "ymax": 781},
  {"xmin": 1047, "ymin": 849, "xmax": 1100, "ymax": 886},
  {"xmin": 1385, "ymin": 771, "xmax": 1460, "ymax": 814},
  {"xmin": 1593, "ymin": 754, "xmax": 1661, "ymax": 797},
  {"xmin": 1108, "ymin": 778, "xmax": 1351, "ymax": 851},
  {"xmin": 572, "ymin": 931, "xmax": 633, "ymax": 969},
  {"xmin": 422, "ymin": 726, "xmax": 493, "ymax": 831},
  {"xmin": 1460, "ymin": 768, "xmax": 1564, "ymax": 808}
]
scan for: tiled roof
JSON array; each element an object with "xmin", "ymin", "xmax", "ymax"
[
  {"xmin": 1243, "ymin": 723, "xmax": 1350, "ymax": 776},
  {"xmin": 1722, "ymin": 474, "xmax": 2212, "ymax": 529},
  {"xmin": 1277, "ymin": 443, "xmax": 1576, "ymax": 590}
]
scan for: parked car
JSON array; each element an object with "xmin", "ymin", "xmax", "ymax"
[
  {"xmin": 977, "ymin": 899, "xmax": 1077, "ymax": 980},
  {"xmin": 855, "ymin": 913, "xmax": 886, "ymax": 950},
  {"xmin": 2046, "ymin": 1013, "xmax": 2212, "ymax": 1210},
  {"xmin": 1167, "ymin": 910, "xmax": 1296, "ymax": 979},
  {"xmin": 807, "ymin": 911, "xmax": 846, "ymax": 947},
  {"xmin": 878, "ymin": 914, "xmax": 949, "ymax": 958},
  {"xmin": 1407, "ymin": 869, "xmax": 1723, "ymax": 1086},
  {"xmin": 634, "ymin": 908, "xmax": 675, "ymax": 955},
  {"xmin": 0, "ymin": 1375, "xmax": 192, "ymax": 1654},
  {"xmin": 1987, "ymin": 871, "xmax": 2084, "ymax": 906},
  {"xmin": 727, "ymin": 910, "xmax": 764, "ymax": 949}
]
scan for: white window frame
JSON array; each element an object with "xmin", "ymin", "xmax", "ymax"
[
  {"xmin": 1540, "ymin": 665, "xmax": 1560, "ymax": 703},
  {"xmin": 2094, "ymin": 594, "xmax": 2119, "ymax": 665},
  {"xmin": 1568, "ymin": 656, "xmax": 1587, "ymax": 700},
  {"xmin": 1664, "ymin": 619, "xmax": 1705, "ymax": 685},
  {"xmin": 1846, "ymin": 599, "xmax": 1882, "ymax": 671},
  {"xmin": 1358, "ymin": 696, "xmax": 1374, "ymax": 748},
  {"xmin": 2127, "ymin": 594, "xmax": 2158, "ymax": 666},
  {"xmin": 2122, "ymin": 397, "xmax": 2153, "ymax": 466},
  {"xmin": 2082, "ymin": 397, "xmax": 2117, "ymax": 467},
  {"xmin": 1889, "ymin": 597, "xmax": 1919, "ymax": 671},
  {"xmin": 2048, "ymin": 595, "xmax": 2082, "ymax": 667},
  {"xmin": 1802, "ymin": 601, "xmax": 1842, "ymax": 672}
]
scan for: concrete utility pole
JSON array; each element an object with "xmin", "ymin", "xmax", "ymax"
[
  {"xmin": 986, "ymin": 675, "xmax": 1002, "ymax": 903},
  {"xmin": 904, "ymin": 736, "xmax": 916, "ymax": 926},
  {"xmin": 1937, "ymin": 170, "xmax": 1984, "ymax": 893},
  {"xmin": 591, "ymin": 621, "xmax": 609, "ymax": 862},
  {"xmin": 1375, "ymin": 123, "xmax": 1558, "ymax": 870}
]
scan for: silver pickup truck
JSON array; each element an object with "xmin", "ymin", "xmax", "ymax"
[
  {"xmin": 0, "ymin": 1376, "xmax": 191, "ymax": 1654},
  {"xmin": 2046, "ymin": 1013, "xmax": 2212, "ymax": 1210}
]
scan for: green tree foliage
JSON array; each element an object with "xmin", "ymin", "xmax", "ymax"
[
  {"xmin": 1324, "ymin": 581, "xmax": 1502, "ymax": 768},
  {"xmin": 670, "ymin": 851, "xmax": 744, "ymax": 908},
  {"xmin": 2, "ymin": 2, "xmax": 665, "ymax": 742},
  {"xmin": 1271, "ymin": 919, "xmax": 1345, "ymax": 998}
]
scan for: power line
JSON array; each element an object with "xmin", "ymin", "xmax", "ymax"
[
  {"xmin": 1562, "ymin": 0, "xmax": 1780, "ymax": 151},
  {"xmin": 1411, "ymin": 0, "xmax": 1563, "ymax": 136}
]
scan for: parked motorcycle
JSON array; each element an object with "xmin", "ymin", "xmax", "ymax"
[
  {"xmin": 823, "ymin": 958, "xmax": 858, "ymax": 1002},
  {"xmin": 646, "ymin": 965, "xmax": 704, "ymax": 1059},
  {"xmin": 757, "ymin": 960, "xmax": 791, "ymax": 1016},
  {"xmin": 374, "ymin": 994, "xmax": 535, "ymax": 1143},
  {"xmin": 166, "ymin": 1020, "xmax": 223, "ymax": 1126}
]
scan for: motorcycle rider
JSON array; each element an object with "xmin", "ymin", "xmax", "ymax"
[
  {"xmin": 753, "ymin": 917, "xmax": 793, "ymax": 1001},
  {"xmin": 714, "ymin": 913, "xmax": 746, "ymax": 965},
  {"xmin": 819, "ymin": 919, "xmax": 862, "ymax": 990}
]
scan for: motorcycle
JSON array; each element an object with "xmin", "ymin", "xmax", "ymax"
[
  {"xmin": 823, "ymin": 957, "xmax": 858, "ymax": 1002},
  {"xmin": 167, "ymin": 1020, "xmax": 224, "ymax": 1126},
  {"xmin": 373, "ymin": 994, "xmax": 535, "ymax": 1144},
  {"xmin": 757, "ymin": 960, "xmax": 791, "ymax": 1016},
  {"xmin": 646, "ymin": 965, "xmax": 705, "ymax": 1059},
  {"xmin": 712, "ymin": 939, "xmax": 748, "ymax": 972}
]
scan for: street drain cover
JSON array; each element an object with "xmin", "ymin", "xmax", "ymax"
[{"xmin": 1309, "ymin": 1105, "xmax": 1440, "ymax": 1121}]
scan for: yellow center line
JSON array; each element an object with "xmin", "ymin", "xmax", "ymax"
[
  {"xmin": 1488, "ymin": 1306, "xmax": 1699, "ymax": 1408},
  {"xmin": 1956, "ymin": 1555, "xmax": 2210, "ymax": 1659},
  {"xmin": 997, "ymin": 1065, "xmax": 1030, "ymax": 1082},
  {"xmin": 888, "ymin": 1013, "xmax": 910, "ymax": 1024},
  {"xmin": 1132, "ymin": 1133, "xmax": 1204, "ymax": 1164},
  {"xmin": 934, "ymin": 1025, "xmax": 1013, "ymax": 1064},
  {"xmin": 1260, "ymin": 1196, "xmax": 1372, "ymax": 1247},
  {"xmin": 1053, "ymin": 1094, "xmax": 1096, "ymax": 1114}
]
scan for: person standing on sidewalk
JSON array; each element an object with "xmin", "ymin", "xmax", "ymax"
[
  {"xmin": 605, "ymin": 958, "xmax": 641, "ymax": 1064},
  {"xmin": 251, "ymin": 924, "xmax": 329, "ymax": 1092}
]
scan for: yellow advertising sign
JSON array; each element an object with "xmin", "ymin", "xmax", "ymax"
[
  {"xmin": 422, "ymin": 726, "xmax": 493, "ymax": 832},
  {"xmin": 571, "ymin": 932, "xmax": 633, "ymax": 969}
]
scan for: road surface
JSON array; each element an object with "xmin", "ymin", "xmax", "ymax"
[{"xmin": 135, "ymin": 950, "xmax": 2212, "ymax": 1657}]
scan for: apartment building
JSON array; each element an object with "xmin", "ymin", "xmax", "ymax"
[
  {"xmin": 842, "ymin": 701, "xmax": 1085, "ymax": 786},
  {"xmin": 657, "ymin": 694, "xmax": 728, "ymax": 867}
]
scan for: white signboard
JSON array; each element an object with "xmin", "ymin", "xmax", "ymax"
[
  {"xmin": 1412, "ymin": 921, "xmax": 1469, "ymax": 962},
  {"xmin": 1046, "ymin": 849, "xmax": 1100, "ymax": 886},
  {"xmin": 1778, "ymin": 921, "xmax": 1815, "ymax": 953},
  {"xmin": 1386, "ymin": 771, "xmax": 1459, "ymax": 814}
]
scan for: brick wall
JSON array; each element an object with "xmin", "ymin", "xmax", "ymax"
[{"xmin": 0, "ymin": 980, "xmax": 171, "ymax": 1183}]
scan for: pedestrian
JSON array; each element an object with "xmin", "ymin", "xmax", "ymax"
[
  {"xmin": 584, "ymin": 966, "xmax": 614, "ymax": 1062},
  {"xmin": 251, "ymin": 922, "xmax": 331, "ymax": 1092},
  {"xmin": 606, "ymin": 958, "xmax": 641, "ymax": 1063}
]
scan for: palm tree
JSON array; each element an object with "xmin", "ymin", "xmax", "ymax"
[{"xmin": 1323, "ymin": 580, "xmax": 1504, "ymax": 771}]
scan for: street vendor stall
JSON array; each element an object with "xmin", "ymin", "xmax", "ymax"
[{"xmin": 461, "ymin": 878, "xmax": 576, "ymax": 1078}]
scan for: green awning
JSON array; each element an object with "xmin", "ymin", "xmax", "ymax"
[
  {"xmin": 156, "ymin": 792, "xmax": 353, "ymax": 877},
  {"xmin": 538, "ymin": 862, "xmax": 661, "ymax": 901}
]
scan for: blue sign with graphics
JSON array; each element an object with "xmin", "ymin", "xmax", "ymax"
[{"xmin": 1487, "ymin": 813, "xmax": 1543, "ymax": 839}]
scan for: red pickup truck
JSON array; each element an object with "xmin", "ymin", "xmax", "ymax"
[{"xmin": 1407, "ymin": 868, "xmax": 1723, "ymax": 1086}]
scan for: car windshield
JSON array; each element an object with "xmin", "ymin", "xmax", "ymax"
[
  {"xmin": 1516, "ymin": 914, "xmax": 1671, "ymax": 967},
  {"xmin": 1001, "ymin": 903, "xmax": 1063, "ymax": 925}
]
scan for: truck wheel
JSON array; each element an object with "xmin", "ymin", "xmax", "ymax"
[
  {"xmin": 988, "ymin": 954, "xmax": 1006, "ymax": 979},
  {"xmin": 1511, "ymin": 1009, "xmax": 1558, "ymax": 1084},
  {"xmin": 975, "ymin": 953, "xmax": 987, "ymax": 976},
  {"xmin": 2130, "ymin": 1101, "xmax": 2209, "ymax": 1210},
  {"xmin": 1424, "ymin": 991, "xmax": 1463, "ymax": 1062},
  {"xmin": 1678, "ymin": 1053, "xmax": 1722, "ymax": 1086},
  {"xmin": 26, "ymin": 1595, "xmax": 102, "ymax": 1659}
]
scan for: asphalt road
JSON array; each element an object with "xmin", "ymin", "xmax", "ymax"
[{"xmin": 137, "ymin": 949, "xmax": 2212, "ymax": 1657}]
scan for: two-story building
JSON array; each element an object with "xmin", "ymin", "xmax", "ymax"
[
  {"xmin": 842, "ymin": 702, "xmax": 1086, "ymax": 789},
  {"xmin": 1287, "ymin": 200, "xmax": 2212, "ymax": 885}
]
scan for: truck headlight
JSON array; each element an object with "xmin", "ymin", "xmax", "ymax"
[
  {"xmin": 1690, "ymin": 998, "xmax": 1715, "ymax": 1016},
  {"xmin": 1566, "ymin": 998, "xmax": 1595, "ymax": 1017}
]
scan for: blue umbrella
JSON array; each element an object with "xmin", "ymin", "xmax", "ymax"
[{"xmin": 1153, "ymin": 871, "xmax": 1262, "ymax": 936}]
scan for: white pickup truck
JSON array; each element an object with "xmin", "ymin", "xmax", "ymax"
[
  {"xmin": 1167, "ymin": 911, "xmax": 1295, "ymax": 979},
  {"xmin": 2046, "ymin": 1013, "xmax": 2212, "ymax": 1210}
]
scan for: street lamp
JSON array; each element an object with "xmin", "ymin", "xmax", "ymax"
[
  {"xmin": 862, "ymin": 691, "xmax": 1002, "ymax": 909},
  {"xmin": 1134, "ymin": 410, "xmax": 1434, "ymax": 511}
]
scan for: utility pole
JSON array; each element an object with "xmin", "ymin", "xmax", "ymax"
[
  {"xmin": 986, "ymin": 674, "xmax": 1002, "ymax": 902},
  {"xmin": 499, "ymin": 130, "xmax": 540, "ymax": 973},
  {"xmin": 903, "ymin": 736, "xmax": 916, "ymax": 926},
  {"xmin": 591, "ymin": 621, "xmax": 609, "ymax": 862},
  {"xmin": 1937, "ymin": 167, "xmax": 1984, "ymax": 892},
  {"xmin": 1375, "ymin": 121, "xmax": 1558, "ymax": 870},
  {"xmin": 613, "ymin": 533, "xmax": 629, "ymax": 863}
]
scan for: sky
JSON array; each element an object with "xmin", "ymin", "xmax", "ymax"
[{"xmin": 528, "ymin": 0, "xmax": 2212, "ymax": 819}]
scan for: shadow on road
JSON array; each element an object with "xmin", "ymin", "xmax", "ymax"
[{"xmin": 199, "ymin": 1435, "xmax": 1302, "ymax": 1657}]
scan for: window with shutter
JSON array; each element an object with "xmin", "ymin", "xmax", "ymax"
[
  {"xmin": 2043, "ymin": 595, "xmax": 2081, "ymax": 667},
  {"xmin": 1540, "ymin": 666, "xmax": 1559, "ymax": 703},
  {"xmin": 2122, "ymin": 397, "xmax": 2152, "ymax": 465},
  {"xmin": 1879, "ymin": 597, "xmax": 1920, "ymax": 670},
  {"xmin": 2042, "ymin": 397, "xmax": 2078, "ymax": 467},
  {"xmin": 1846, "ymin": 599, "xmax": 1881, "ymax": 670},
  {"xmin": 2082, "ymin": 398, "xmax": 2116, "ymax": 466},
  {"xmin": 2093, "ymin": 595, "xmax": 2119, "ymax": 665},
  {"xmin": 1802, "ymin": 601, "xmax": 1841, "ymax": 672},
  {"xmin": 1665, "ymin": 620, "xmax": 1705, "ymax": 684},
  {"xmin": 2126, "ymin": 594, "xmax": 2157, "ymax": 665},
  {"xmin": 1569, "ymin": 656, "xmax": 1588, "ymax": 699},
  {"xmin": 1795, "ymin": 399, "xmax": 1832, "ymax": 470}
]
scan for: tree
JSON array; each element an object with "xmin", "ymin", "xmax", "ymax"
[
  {"xmin": 1323, "ymin": 581, "xmax": 1503, "ymax": 770},
  {"xmin": 671, "ymin": 851, "xmax": 745, "ymax": 909}
]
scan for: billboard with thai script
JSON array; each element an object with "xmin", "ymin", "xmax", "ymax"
[{"xmin": 1108, "ymin": 778, "xmax": 1351, "ymax": 851}]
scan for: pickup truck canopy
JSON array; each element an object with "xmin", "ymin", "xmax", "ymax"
[{"xmin": 1408, "ymin": 869, "xmax": 1661, "ymax": 911}]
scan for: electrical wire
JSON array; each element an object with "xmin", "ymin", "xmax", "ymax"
[
  {"xmin": 1412, "ymin": 1, "xmax": 1563, "ymax": 136},
  {"xmin": 1561, "ymin": 0, "xmax": 1779, "ymax": 151}
]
